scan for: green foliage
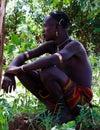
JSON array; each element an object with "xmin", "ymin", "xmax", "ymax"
[
  {"xmin": 76, "ymin": 104, "xmax": 93, "ymax": 129},
  {"xmin": 39, "ymin": 112, "xmax": 57, "ymax": 130},
  {"xmin": 1, "ymin": 0, "xmax": 100, "ymax": 129},
  {"xmin": 75, "ymin": 104, "xmax": 100, "ymax": 129},
  {"xmin": 0, "ymin": 89, "xmax": 46, "ymax": 130},
  {"xmin": 0, "ymin": 95, "xmax": 13, "ymax": 130}
]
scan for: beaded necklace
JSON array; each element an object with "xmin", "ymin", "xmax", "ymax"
[{"xmin": 57, "ymin": 38, "xmax": 71, "ymax": 51}]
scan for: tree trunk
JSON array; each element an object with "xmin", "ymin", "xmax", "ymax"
[{"xmin": 0, "ymin": 0, "xmax": 6, "ymax": 88}]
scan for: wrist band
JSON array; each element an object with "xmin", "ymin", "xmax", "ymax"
[
  {"xmin": 20, "ymin": 65, "xmax": 25, "ymax": 72},
  {"xmin": 24, "ymin": 51, "xmax": 30, "ymax": 60},
  {"xmin": 54, "ymin": 52, "xmax": 63, "ymax": 63}
]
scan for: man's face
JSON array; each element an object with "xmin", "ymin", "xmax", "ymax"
[{"xmin": 42, "ymin": 15, "xmax": 58, "ymax": 41}]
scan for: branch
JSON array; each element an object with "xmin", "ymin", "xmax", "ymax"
[{"xmin": 0, "ymin": 0, "xmax": 6, "ymax": 88}]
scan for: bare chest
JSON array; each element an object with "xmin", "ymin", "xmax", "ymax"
[{"xmin": 57, "ymin": 56, "xmax": 80, "ymax": 73}]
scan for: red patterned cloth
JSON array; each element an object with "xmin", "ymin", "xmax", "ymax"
[
  {"xmin": 63, "ymin": 78, "xmax": 93, "ymax": 109},
  {"xmin": 38, "ymin": 78, "xmax": 93, "ymax": 110}
]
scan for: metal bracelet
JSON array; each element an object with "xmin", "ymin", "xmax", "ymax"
[{"xmin": 20, "ymin": 65, "xmax": 25, "ymax": 72}]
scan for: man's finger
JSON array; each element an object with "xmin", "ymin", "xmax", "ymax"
[
  {"xmin": 9, "ymin": 85, "xmax": 12, "ymax": 93},
  {"xmin": 2, "ymin": 80, "xmax": 7, "ymax": 90},
  {"xmin": 13, "ymin": 84, "xmax": 16, "ymax": 91}
]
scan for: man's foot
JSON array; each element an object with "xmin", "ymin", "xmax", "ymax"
[
  {"xmin": 33, "ymin": 109, "xmax": 73, "ymax": 127},
  {"xmin": 52, "ymin": 108, "xmax": 74, "ymax": 125},
  {"xmin": 55, "ymin": 112, "xmax": 73, "ymax": 124}
]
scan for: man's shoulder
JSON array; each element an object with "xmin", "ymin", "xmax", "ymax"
[
  {"xmin": 65, "ymin": 40, "xmax": 83, "ymax": 49},
  {"xmin": 69, "ymin": 40, "xmax": 82, "ymax": 45},
  {"xmin": 63, "ymin": 40, "xmax": 86, "ymax": 55},
  {"xmin": 72, "ymin": 40, "xmax": 85, "ymax": 51}
]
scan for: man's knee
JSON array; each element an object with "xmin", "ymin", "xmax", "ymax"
[
  {"xmin": 40, "ymin": 67, "xmax": 53, "ymax": 82},
  {"xmin": 40, "ymin": 67, "xmax": 68, "ymax": 85}
]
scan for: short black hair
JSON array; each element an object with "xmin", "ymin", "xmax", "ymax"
[{"xmin": 49, "ymin": 11, "xmax": 71, "ymax": 28}]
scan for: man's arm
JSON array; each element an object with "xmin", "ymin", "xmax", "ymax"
[
  {"xmin": 5, "ymin": 54, "xmax": 60, "ymax": 75},
  {"xmin": 20, "ymin": 54, "xmax": 60, "ymax": 72},
  {"xmin": 21, "ymin": 41, "xmax": 83, "ymax": 71},
  {"xmin": 5, "ymin": 41, "xmax": 83, "ymax": 74},
  {"xmin": 2, "ymin": 41, "xmax": 55, "ymax": 92},
  {"xmin": 59, "ymin": 41, "xmax": 85, "ymax": 61},
  {"xmin": 8, "ymin": 40, "xmax": 56, "ymax": 68}
]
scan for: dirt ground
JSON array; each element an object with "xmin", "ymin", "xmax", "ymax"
[
  {"xmin": 8, "ymin": 113, "xmax": 46, "ymax": 130},
  {"xmin": 8, "ymin": 113, "xmax": 99, "ymax": 130}
]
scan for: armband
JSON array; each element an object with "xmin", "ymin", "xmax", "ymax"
[
  {"xmin": 24, "ymin": 51, "xmax": 30, "ymax": 60},
  {"xmin": 54, "ymin": 52, "xmax": 63, "ymax": 63}
]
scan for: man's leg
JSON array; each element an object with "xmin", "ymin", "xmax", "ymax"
[
  {"xmin": 16, "ymin": 70, "xmax": 50, "ymax": 105},
  {"xmin": 40, "ymin": 67, "xmax": 73, "ymax": 124},
  {"xmin": 15, "ymin": 70, "xmax": 62, "ymax": 127}
]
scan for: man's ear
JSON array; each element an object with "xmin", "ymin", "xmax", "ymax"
[
  {"xmin": 56, "ymin": 23, "xmax": 62, "ymax": 30},
  {"xmin": 56, "ymin": 23, "xmax": 60, "ymax": 34}
]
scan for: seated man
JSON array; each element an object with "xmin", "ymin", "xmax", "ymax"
[{"xmin": 2, "ymin": 11, "xmax": 93, "ymax": 125}]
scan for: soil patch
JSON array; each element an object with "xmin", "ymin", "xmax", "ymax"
[{"xmin": 8, "ymin": 113, "xmax": 99, "ymax": 130}]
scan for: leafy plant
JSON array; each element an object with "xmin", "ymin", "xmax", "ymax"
[
  {"xmin": 75, "ymin": 104, "xmax": 100, "ymax": 129},
  {"xmin": 1, "ymin": 0, "xmax": 100, "ymax": 129},
  {"xmin": 0, "ymin": 95, "xmax": 13, "ymax": 130}
]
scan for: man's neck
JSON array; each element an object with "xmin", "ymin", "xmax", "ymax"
[
  {"xmin": 55, "ymin": 35, "xmax": 70, "ymax": 46},
  {"xmin": 55, "ymin": 30, "xmax": 69, "ymax": 45},
  {"xmin": 56, "ymin": 37, "xmax": 71, "ymax": 51}
]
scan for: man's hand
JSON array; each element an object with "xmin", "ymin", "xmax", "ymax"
[
  {"xmin": 5, "ymin": 66, "xmax": 21, "ymax": 75},
  {"xmin": 2, "ymin": 75, "xmax": 16, "ymax": 93}
]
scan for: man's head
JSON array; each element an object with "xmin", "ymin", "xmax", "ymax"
[
  {"xmin": 42, "ymin": 11, "xmax": 71, "ymax": 41},
  {"xmin": 49, "ymin": 11, "xmax": 71, "ymax": 29}
]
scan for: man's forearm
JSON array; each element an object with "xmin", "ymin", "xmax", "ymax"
[
  {"xmin": 4, "ymin": 53, "xmax": 26, "ymax": 76},
  {"xmin": 9, "ymin": 53, "xmax": 26, "ymax": 67},
  {"xmin": 21, "ymin": 54, "xmax": 60, "ymax": 72}
]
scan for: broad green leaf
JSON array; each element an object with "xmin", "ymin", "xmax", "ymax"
[{"xmin": 11, "ymin": 33, "xmax": 20, "ymax": 45}]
